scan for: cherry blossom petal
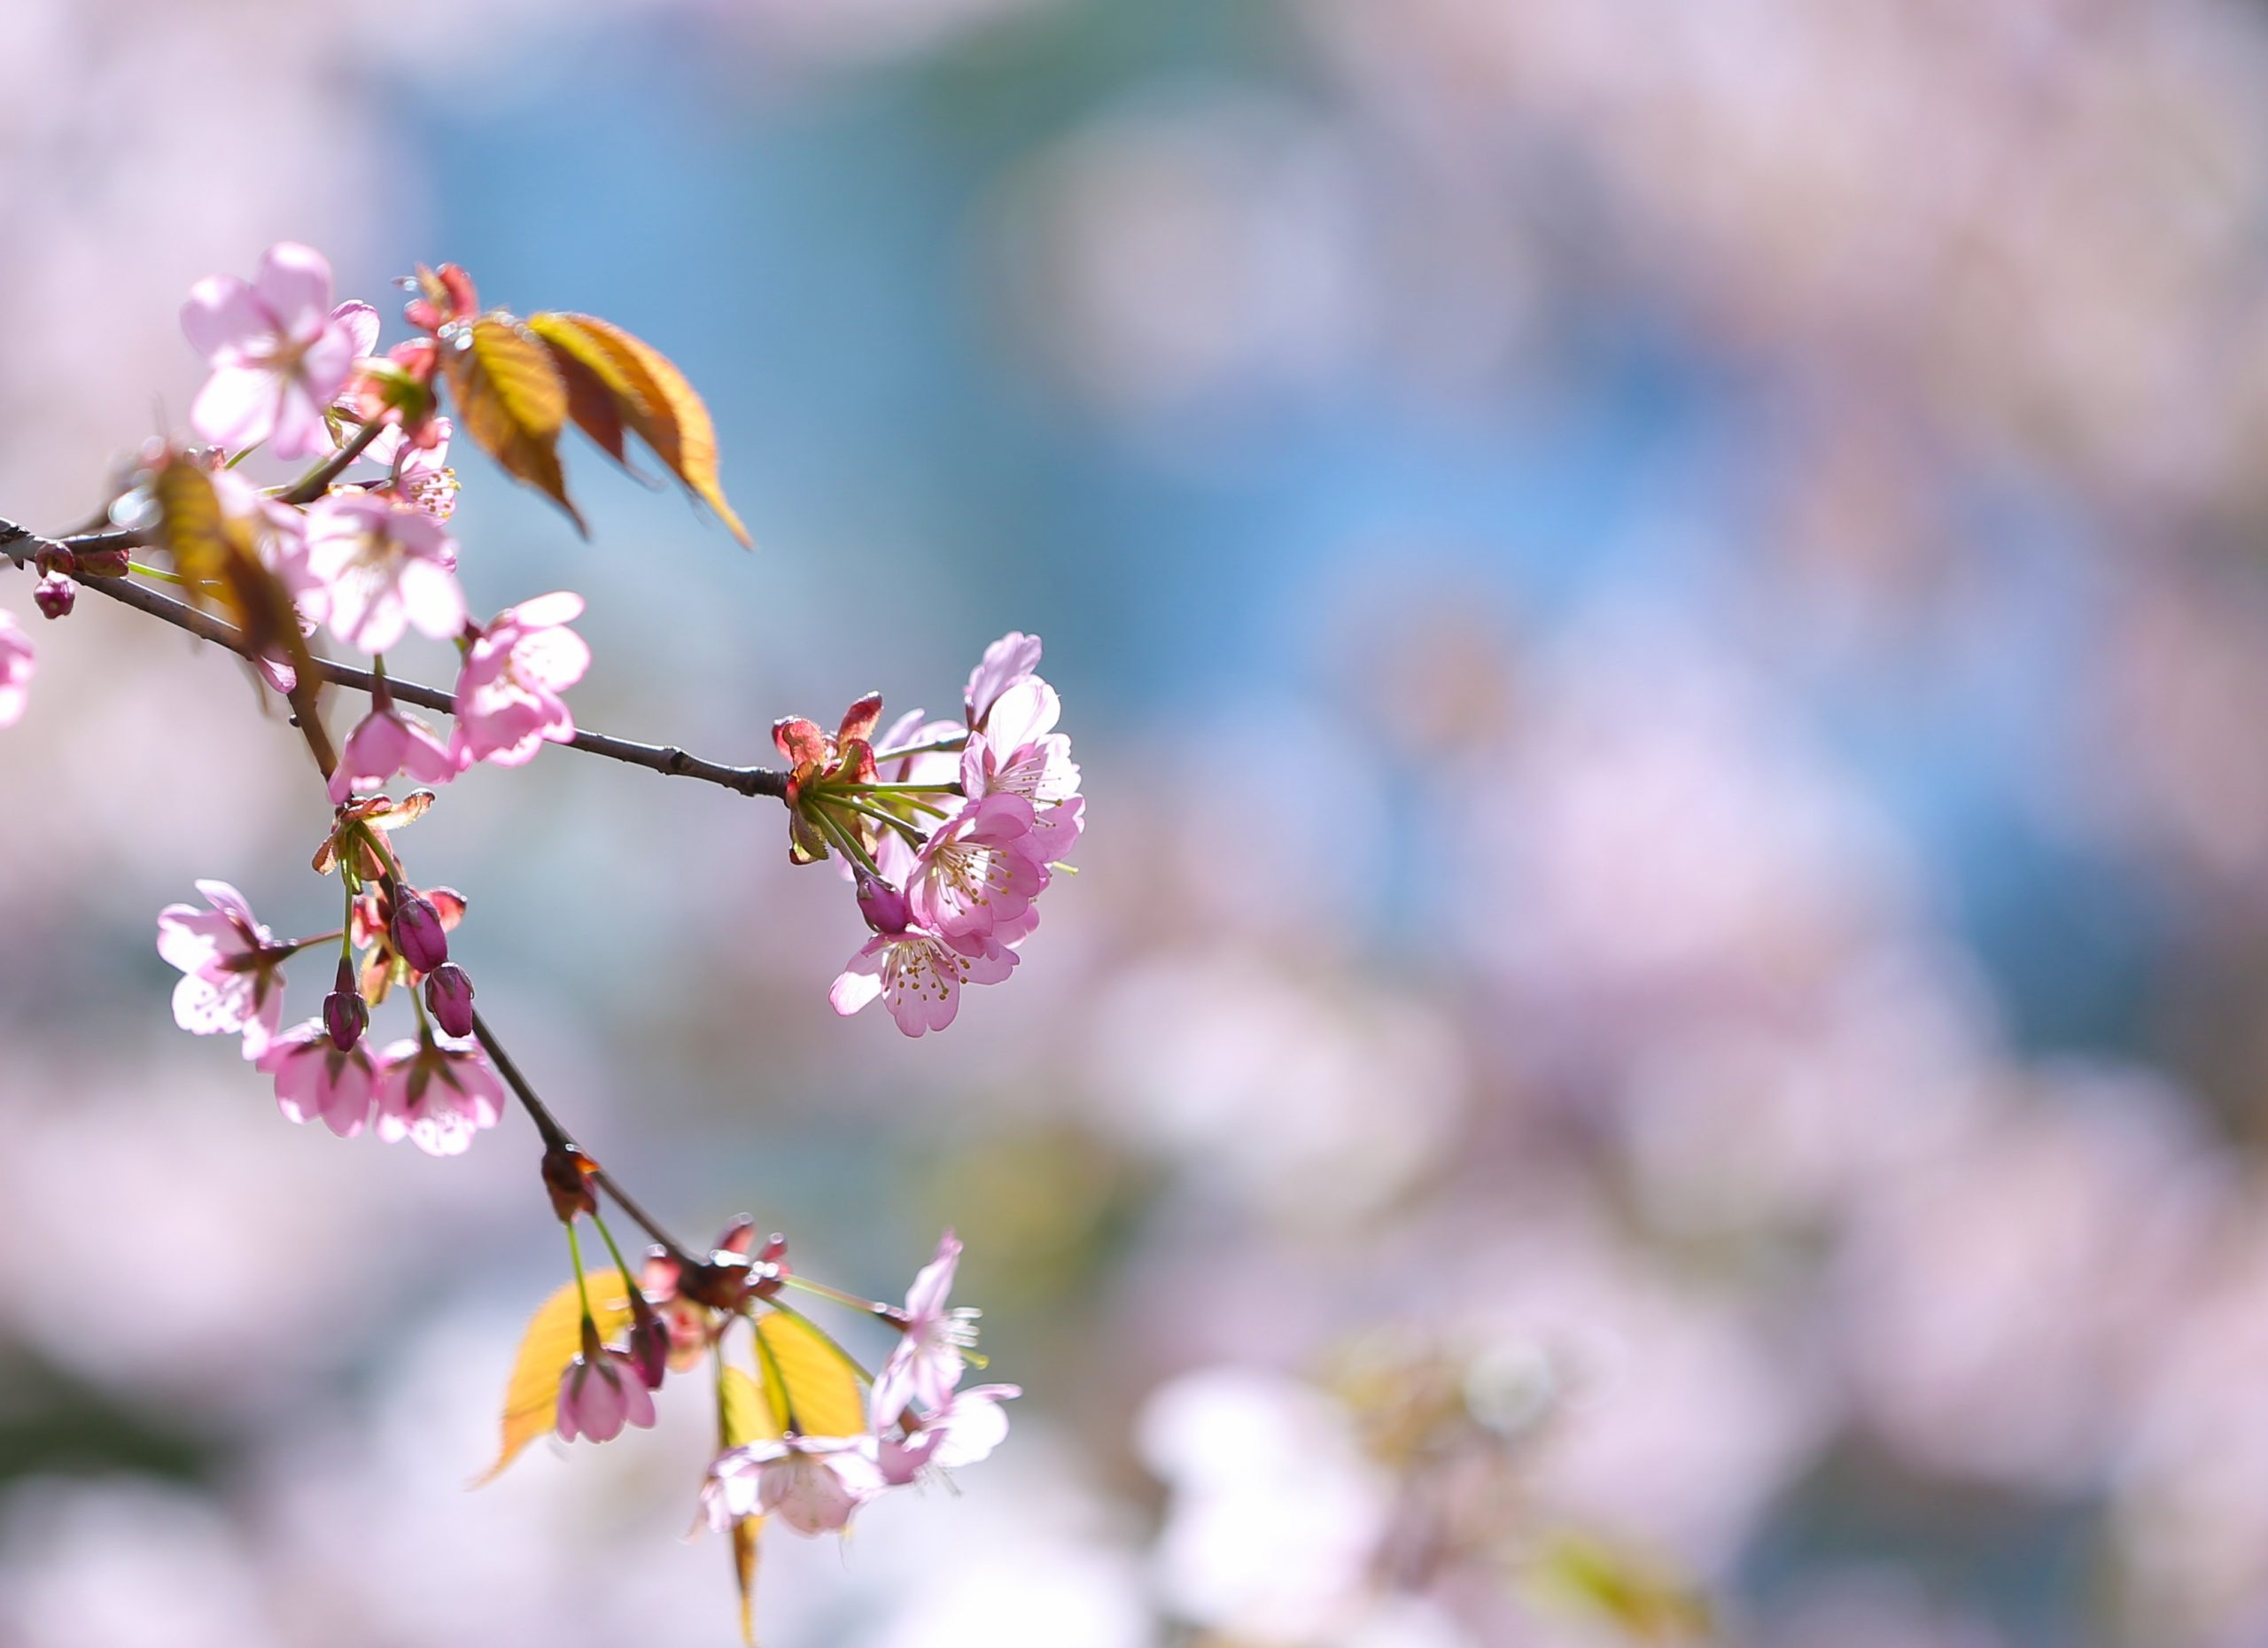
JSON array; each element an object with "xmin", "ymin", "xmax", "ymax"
[
  {"xmin": 190, "ymin": 365, "xmax": 281, "ymax": 451},
  {"xmin": 181, "ymin": 275, "xmax": 266, "ymax": 363},
  {"xmin": 330, "ymin": 299, "xmax": 380, "ymax": 360},
  {"xmin": 396, "ymin": 555, "xmax": 468, "ymax": 639},
  {"xmin": 252, "ymin": 241, "xmax": 335, "ymax": 339}
]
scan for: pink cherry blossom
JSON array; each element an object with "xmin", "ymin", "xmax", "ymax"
[
  {"xmin": 155, "ymin": 881, "xmax": 290, "ymax": 1059},
  {"xmin": 358, "ymin": 416, "xmax": 459, "ymax": 520},
  {"xmin": 182, "ymin": 244, "xmax": 369, "ymax": 460},
  {"xmin": 872, "ymin": 1230, "xmax": 982, "ymax": 1426},
  {"xmin": 703, "ymin": 1435, "xmax": 884, "ymax": 1537},
  {"xmin": 361, "ymin": 411, "xmax": 447, "ymax": 473},
  {"xmin": 0, "ymin": 609, "xmax": 32, "ymax": 727},
  {"xmin": 961, "ymin": 676, "xmax": 1083, "ymax": 870},
  {"xmin": 965, "ymin": 631, "xmax": 1043, "ymax": 730},
  {"xmin": 303, "ymin": 494, "xmax": 464, "ymax": 654},
  {"xmin": 335, "ymin": 300, "xmax": 380, "ymax": 359},
  {"xmin": 329, "ymin": 700, "xmax": 457, "ymax": 804},
  {"xmin": 556, "ymin": 1349, "xmax": 657, "ymax": 1443},
  {"xmin": 448, "ymin": 593, "xmax": 590, "ymax": 771},
  {"xmin": 905, "ymin": 792, "xmax": 1052, "ymax": 939},
  {"xmin": 373, "ymin": 1035, "xmax": 503, "ymax": 1156},
  {"xmin": 394, "ymin": 419, "xmax": 458, "ymax": 520},
  {"xmin": 255, "ymin": 1019, "xmax": 381, "ymax": 1138},
  {"xmin": 877, "ymin": 1383, "xmax": 1022, "ymax": 1486},
  {"xmin": 962, "ymin": 678, "xmax": 1079, "ymax": 810},
  {"xmin": 830, "ymin": 920, "xmax": 1016, "ymax": 1036}
]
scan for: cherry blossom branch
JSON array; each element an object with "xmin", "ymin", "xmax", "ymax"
[
  {"xmin": 266, "ymin": 616, "xmax": 706, "ymax": 1275},
  {"xmin": 7, "ymin": 511, "xmax": 731, "ymax": 1277},
  {"xmin": 0, "ymin": 521, "xmax": 788, "ymax": 799},
  {"xmin": 280, "ymin": 420, "xmax": 385, "ymax": 506},
  {"xmin": 470, "ymin": 1007, "xmax": 699, "ymax": 1271}
]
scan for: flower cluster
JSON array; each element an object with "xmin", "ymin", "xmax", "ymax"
[
  {"xmin": 784, "ymin": 632, "xmax": 1085, "ymax": 1035},
  {"xmin": 180, "ymin": 248, "xmax": 591, "ymax": 795},
  {"xmin": 8, "ymin": 241, "xmax": 1068, "ymax": 1643},
  {"xmin": 695, "ymin": 1230, "xmax": 1019, "ymax": 1535},
  {"xmin": 157, "ymin": 859, "xmax": 500, "ymax": 1156}
]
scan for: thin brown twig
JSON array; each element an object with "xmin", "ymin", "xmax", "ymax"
[
  {"xmin": 0, "ymin": 523, "xmax": 788, "ymax": 799},
  {"xmin": 280, "ymin": 419, "xmax": 384, "ymax": 505},
  {"xmin": 470, "ymin": 1008, "xmax": 698, "ymax": 1269},
  {"xmin": 4, "ymin": 511, "xmax": 731, "ymax": 1274}
]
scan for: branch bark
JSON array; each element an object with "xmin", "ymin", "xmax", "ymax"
[
  {"xmin": 0, "ymin": 519, "xmax": 788, "ymax": 799},
  {"xmin": 4, "ymin": 509, "xmax": 763, "ymax": 1273}
]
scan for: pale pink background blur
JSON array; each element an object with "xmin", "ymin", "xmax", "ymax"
[{"xmin": 10, "ymin": 3, "xmax": 2268, "ymax": 1645}]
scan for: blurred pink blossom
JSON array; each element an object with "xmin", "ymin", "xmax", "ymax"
[
  {"xmin": 329, "ymin": 700, "xmax": 457, "ymax": 804},
  {"xmin": 155, "ymin": 880, "xmax": 290, "ymax": 1060},
  {"xmin": 182, "ymin": 243, "xmax": 367, "ymax": 461},
  {"xmin": 449, "ymin": 592, "xmax": 590, "ymax": 771},
  {"xmin": 965, "ymin": 631, "xmax": 1042, "ymax": 729},
  {"xmin": 555, "ymin": 1349, "xmax": 656, "ymax": 1443},
  {"xmin": 877, "ymin": 1382, "xmax": 1021, "ymax": 1486},
  {"xmin": 0, "ymin": 609, "xmax": 31, "ymax": 726},
  {"xmin": 256, "ymin": 1019, "xmax": 381, "ymax": 1138},
  {"xmin": 703, "ymin": 1434, "xmax": 883, "ymax": 1537},
  {"xmin": 303, "ymin": 494, "xmax": 463, "ymax": 654},
  {"xmin": 873, "ymin": 1229, "xmax": 979, "ymax": 1424},
  {"xmin": 372, "ymin": 1036, "xmax": 503, "ymax": 1157}
]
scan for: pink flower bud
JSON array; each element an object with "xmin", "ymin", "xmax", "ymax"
[
  {"xmin": 627, "ymin": 1294, "xmax": 670, "ymax": 1390},
  {"xmin": 323, "ymin": 959, "xmax": 368, "ymax": 1051},
  {"xmin": 391, "ymin": 889, "xmax": 448, "ymax": 974},
  {"xmin": 423, "ymin": 961, "xmax": 475, "ymax": 1038},
  {"xmin": 555, "ymin": 1349, "xmax": 656, "ymax": 1443},
  {"xmin": 33, "ymin": 573, "xmax": 75, "ymax": 620},
  {"xmin": 854, "ymin": 871, "xmax": 911, "ymax": 936}
]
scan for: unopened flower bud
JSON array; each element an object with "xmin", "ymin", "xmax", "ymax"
[
  {"xmin": 423, "ymin": 962, "xmax": 475, "ymax": 1038},
  {"xmin": 627, "ymin": 1294, "xmax": 670, "ymax": 1390},
  {"xmin": 323, "ymin": 959, "xmax": 368, "ymax": 1051},
  {"xmin": 33, "ymin": 573, "xmax": 75, "ymax": 619},
  {"xmin": 555, "ymin": 1349, "xmax": 656, "ymax": 1444},
  {"xmin": 542, "ymin": 1142, "xmax": 600, "ymax": 1223},
  {"xmin": 854, "ymin": 870, "xmax": 911, "ymax": 936},
  {"xmin": 74, "ymin": 546, "xmax": 131, "ymax": 578},
  {"xmin": 391, "ymin": 888, "xmax": 448, "ymax": 974}
]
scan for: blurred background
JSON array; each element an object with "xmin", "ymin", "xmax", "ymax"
[{"xmin": 7, "ymin": 0, "xmax": 2268, "ymax": 1643}]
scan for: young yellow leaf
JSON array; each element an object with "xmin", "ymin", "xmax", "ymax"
[
  {"xmin": 441, "ymin": 315, "xmax": 586, "ymax": 534},
  {"xmin": 751, "ymin": 1310, "xmax": 866, "ymax": 1438},
  {"xmin": 154, "ymin": 456, "xmax": 317, "ymax": 691},
  {"xmin": 526, "ymin": 311, "xmax": 752, "ymax": 548},
  {"xmin": 473, "ymin": 1270, "xmax": 634, "ymax": 1485},
  {"xmin": 719, "ymin": 1365, "xmax": 780, "ymax": 1447}
]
